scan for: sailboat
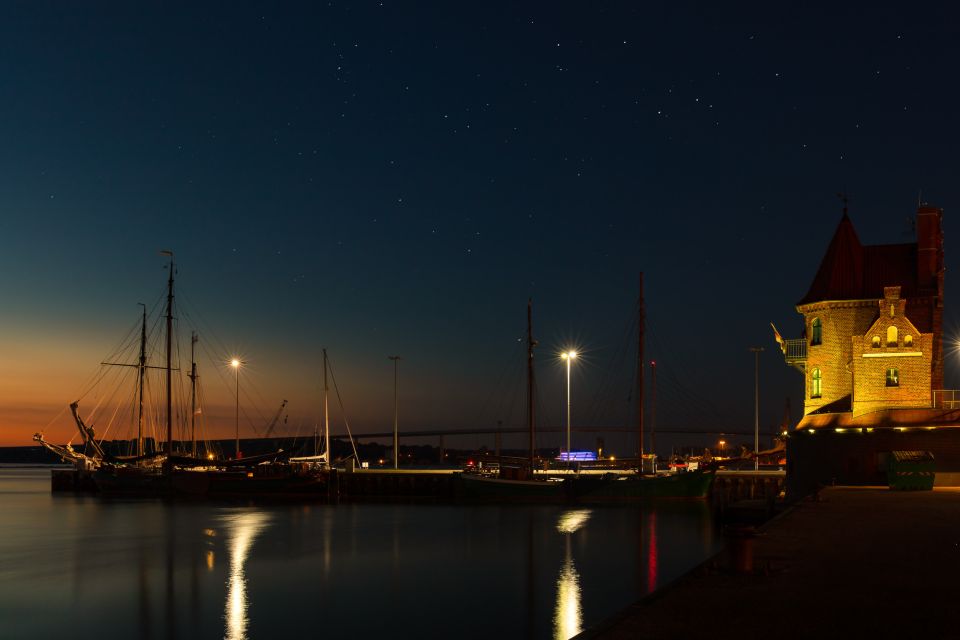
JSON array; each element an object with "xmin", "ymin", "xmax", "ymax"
[
  {"xmin": 163, "ymin": 348, "xmax": 348, "ymax": 500},
  {"xmin": 569, "ymin": 273, "xmax": 714, "ymax": 501},
  {"xmin": 457, "ymin": 299, "xmax": 567, "ymax": 501},
  {"xmin": 36, "ymin": 252, "xmax": 319, "ymax": 498},
  {"xmin": 87, "ymin": 251, "xmax": 221, "ymax": 495}
]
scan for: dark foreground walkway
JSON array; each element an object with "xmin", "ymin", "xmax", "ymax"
[{"xmin": 578, "ymin": 487, "xmax": 960, "ymax": 639}]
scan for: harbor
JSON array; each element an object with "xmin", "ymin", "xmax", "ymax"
[
  {"xmin": 3, "ymin": 2, "xmax": 959, "ymax": 638},
  {"xmin": 45, "ymin": 459, "xmax": 739, "ymax": 504},
  {"xmin": 0, "ymin": 465, "xmax": 721, "ymax": 640}
]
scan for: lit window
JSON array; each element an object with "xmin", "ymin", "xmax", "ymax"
[
  {"xmin": 887, "ymin": 326, "xmax": 898, "ymax": 347},
  {"xmin": 812, "ymin": 368, "xmax": 822, "ymax": 398},
  {"xmin": 904, "ymin": 335, "xmax": 913, "ymax": 347},
  {"xmin": 811, "ymin": 318, "xmax": 822, "ymax": 346},
  {"xmin": 886, "ymin": 368, "xmax": 899, "ymax": 387},
  {"xmin": 871, "ymin": 336, "xmax": 881, "ymax": 348}
]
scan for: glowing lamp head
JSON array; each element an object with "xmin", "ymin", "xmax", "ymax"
[
  {"xmin": 561, "ymin": 350, "xmax": 578, "ymax": 360},
  {"xmin": 231, "ymin": 358, "xmax": 240, "ymax": 369}
]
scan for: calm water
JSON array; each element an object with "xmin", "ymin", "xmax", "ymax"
[{"xmin": 0, "ymin": 467, "xmax": 720, "ymax": 640}]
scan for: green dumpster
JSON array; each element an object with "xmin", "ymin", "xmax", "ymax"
[{"xmin": 887, "ymin": 451, "xmax": 935, "ymax": 491}]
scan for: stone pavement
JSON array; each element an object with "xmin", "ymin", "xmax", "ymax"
[{"xmin": 577, "ymin": 487, "xmax": 960, "ymax": 639}]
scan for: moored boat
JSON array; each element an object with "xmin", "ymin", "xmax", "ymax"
[
  {"xmin": 457, "ymin": 472, "xmax": 567, "ymax": 502},
  {"xmin": 570, "ymin": 469, "xmax": 715, "ymax": 501},
  {"xmin": 458, "ymin": 300, "xmax": 568, "ymax": 502}
]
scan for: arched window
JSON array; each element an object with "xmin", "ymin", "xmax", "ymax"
[
  {"xmin": 872, "ymin": 336, "xmax": 881, "ymax": 348},
  {"xmin": 886, "ymin": 368, "xmax": 899, "ymax": 387},
  {"xmin": 904, "ymin": 334, "xmax": 913, "ymax": 347},
  {"xmin": 812, "ymin": 368, "xmax": 822, "ymax": 398},
  {"xmin": 887, "ymin": 326, "xmax": 898, "ymax": 347},
  {"xmin": 811, "ymin": 318, "xmax": 822, "ymax": 346}
]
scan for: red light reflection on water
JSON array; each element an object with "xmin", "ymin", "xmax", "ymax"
[{"xmin": 646, "ymin": 511, "xmax": 658, "ymax": 592}]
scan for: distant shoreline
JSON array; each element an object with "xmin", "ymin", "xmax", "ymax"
[
  {"xmin": 0, "ymin": 462, "xmax": 68, "ymax": 469},
  {"xmin": 0, "ymin": 446, "xmax": 62, "ymax": 465}
]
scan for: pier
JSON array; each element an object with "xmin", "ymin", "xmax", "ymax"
[
  {"xmin": 51, "ymin": 465, "xmax": 752, "ymax": 504},
  {"xmin": 578, "ymin": 486, "xmax": 960, "ymax": 638}
]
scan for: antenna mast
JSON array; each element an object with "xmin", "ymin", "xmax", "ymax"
[
  {"xmin": 389, "ymin": 355, "xmax": 401, "ymax": 469},
  {"xmin": 190, "ymin": 332, "xmax": 198, "ymax": 458},
  {"xmin": 162, "ymin": 250, "xmax": 174, "ymax": 456},
  {"xmin": 637, "ymin": 273, "xmax": 645, "ymax": 463},
  {"xmin": 323, "ymin": 348, "xmax": 330, "ymax": 467},
  {"xmin": 527, "ymin": 299, "xmax": 537, "ymax": 471},
  {"xmin": 650, "ymin": 360, "xmax": 657, "ymax": 460},
  {"xmin": 137, "ymin": 303, "xmax": 147, "ymax": 457}
]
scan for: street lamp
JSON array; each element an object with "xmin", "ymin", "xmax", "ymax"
[
  {"xmin": 718, "ymin": 439, "xmax": 726, "ymax": 456},
  {"xmin": 561, "ymin": 351, "xmax": 578, "ymax": 467},
  {"xmin": 388, "ymin": 355, "xmax": 401, "ymax": 470},
  {"xmin": 749, "ymin": 347, "xmax": 764, "ymax": 472},
  {"xmin": 231, "ymin": 358, "xmax": 242, "ymax": 459}
]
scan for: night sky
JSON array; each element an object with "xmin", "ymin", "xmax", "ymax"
[{"xmin": 3, "ymin": 2, "xmax": 959, "ymax": 453}]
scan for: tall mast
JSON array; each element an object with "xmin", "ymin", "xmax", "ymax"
[
  {"xmin": 190, "ymin": 332, "xmax": 198, "ymax": 458},
  {"xmin": 323, "ymin": 348, "xmax": 330, "ymax": 466},
  {"xmin": 637, "ymin": 273, "xmax": 645, "ymax": 463},
  {"xmin": 162, "ymin": 250, "xmax": 174, "ymax": 455},
  {"xmin": 527, "ymin": 299, "xmax": 537, "ymax": 470},
  {"xmin": 389, "ymin": 355, "xmax": 401, "ymax": 469},
  {"xmin": 650, "ymin": 360, "xmax": 657, "ymax": 462},
  {"xmin": 137, "ymin": 302, "xmax": 147, "ymax": 457}
]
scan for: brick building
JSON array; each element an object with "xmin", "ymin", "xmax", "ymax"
[
  {"xmin": 778, "ymin": 205, "xmax": 960, "ymax": 495},
  {"xmin": 779, "ymin": 205, "xmax": 944, "ymax": 426}
]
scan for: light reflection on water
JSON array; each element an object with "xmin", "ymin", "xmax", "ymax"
[
  {"xmin": 222, "ymin": 512, "xmax": 271, "ymax": 640},
  {"xmin": 554, "ymin": 509, "xmax": 592, "ymax": 639},
  {"xmin": 0, "ymin": 467, "xmax": 720, "ymax": 640}
]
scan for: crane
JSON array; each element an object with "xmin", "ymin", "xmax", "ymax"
[{"xmin": 263, "ymin": 399, "xmax": 288, "ymax": 438}]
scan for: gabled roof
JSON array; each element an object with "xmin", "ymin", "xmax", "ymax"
[{"xmin": 799, "ymin": 214, "xmax": 917, "ymax": 305}]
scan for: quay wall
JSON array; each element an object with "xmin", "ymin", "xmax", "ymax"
[{"xmin": 786, "ymin": 427, "xmax": 960, "ymax": 498}]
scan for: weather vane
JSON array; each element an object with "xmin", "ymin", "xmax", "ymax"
[{"xmin": 836, "ymin": 191, "xmax": 850, "ymax": 215}]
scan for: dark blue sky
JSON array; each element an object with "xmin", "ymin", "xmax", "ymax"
[{"xmin": 2, "ymin": 2, "xmax": 959, "ymax": 452}]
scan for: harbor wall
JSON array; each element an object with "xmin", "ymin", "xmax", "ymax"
[{"xmin": 786, "ymin": 427, "xmax": 960, "ymax": 498}]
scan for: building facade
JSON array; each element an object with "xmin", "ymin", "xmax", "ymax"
[
  {"xmin": 777, "ymin": 205, "xmax": 960, "ymax": 496},
  {"xmin": 781, "ymin": 206, "xmax": 944, "ymax": 428}
]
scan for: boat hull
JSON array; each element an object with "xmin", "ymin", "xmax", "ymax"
[
  {"xmin": 93, "ymin": 466, "xmax": 332, "ymax": 500},
  {"xmin": 93, "ymin": 467, "xmax": 168, "ymax": 496},
  {"xmin": 571, "ymin": 470, "xmax": 715, "ymax": 501},
  {"xmin": 456, "ymin": 473, "xmax": 567, "ymax": 502}
]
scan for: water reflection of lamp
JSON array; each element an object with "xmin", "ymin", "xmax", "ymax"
[
  {"xmin": 554, "ymin": 509, "xmax": 591, "ymax": 640},
  {"xmin": 224, "ymin": 511, "xmax": 271, "ymax": 640},
  {"xmin": 556, "ymin": 510, "xmax": 591, "ymax": 535}
]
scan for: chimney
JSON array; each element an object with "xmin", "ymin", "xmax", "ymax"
[{"xmin": 916, "ymin": 205, "xmax": 943, "ymax": 296}]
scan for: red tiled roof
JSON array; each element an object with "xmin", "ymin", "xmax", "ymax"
[{"xmin": 798, "ymin": 214, "xmax": 917, "ymax": 305}]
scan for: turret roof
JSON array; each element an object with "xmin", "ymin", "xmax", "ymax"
[{"xmin": 798, "ymin": 214, "xmax": 917, "ymax": 305}]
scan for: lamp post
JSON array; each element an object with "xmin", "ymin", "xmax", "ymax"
[
  {"xmin": 749, "ymin": 347, "xmax": 764, "ymax": 472},
  {"xmin": 231, "ymin": 358, "xmax": 241, "ymax": 459},
  {"xmin": 561, "ymin": 351, "xmax": 577, "ymax": 468},
  {"xmin": 388, "ymin": 355, "xmax": 401, "ymax": 469}
]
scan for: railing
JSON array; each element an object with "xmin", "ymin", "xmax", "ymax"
[
  {"xmin": 932, "ymin": 390, "xmax": 960, "ymax": 409},
  {"xmin": 784, "ymin": 339, "xmax": 807, "ymax": 362}
]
